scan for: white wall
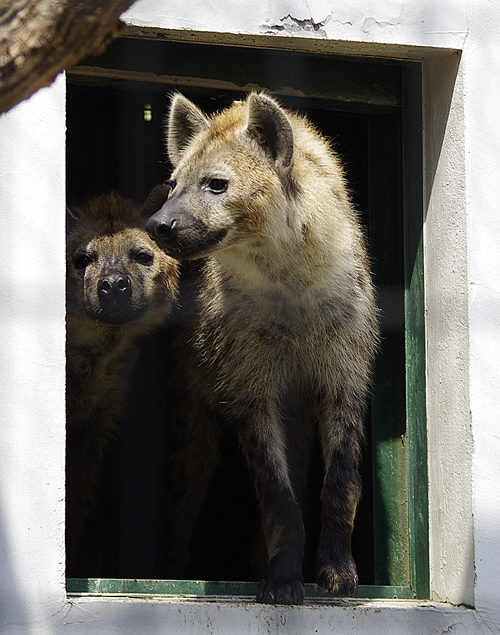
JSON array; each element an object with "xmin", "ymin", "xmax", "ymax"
[
  {"xmin": 422, "ymin": 54, "xmax": 472, "ymax": 607},
  {"xmin": 462, "ymin": 4, "xmax": 500, "ymax": 630},
  {"xmin": 0, "ymin": 0, "xmax": 499, "ymax": 632},
  {"xmin": 0, "ymin": 73, "xmax": 67, "ymax": 632},
  {"xmin": 124, "ymin": 0, "xmax": 470, "ymax": 50}
]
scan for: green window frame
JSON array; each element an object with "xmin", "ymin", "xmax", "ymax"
[{"xmin": 66, "ymin": 37, "xmax": 428, "ymax": 601}]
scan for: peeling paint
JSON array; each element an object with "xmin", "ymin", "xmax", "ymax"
[
  {"xmin": 362, "ymin": 17, "xmax": 397, "ymax": 33},
  {"xmin": 266, "ymin": 13, "xmax": 329, "ymax": 37},
  {"xmin": 262, "ymin": 9, "xmax": 404, "ymax": 45},
  {"xmin": 437, "ymin": 622, "xmax": 470, "ymax": 635}
]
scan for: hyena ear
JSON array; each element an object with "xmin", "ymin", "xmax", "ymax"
[
  {"xmin": 66, "ymin": 207, "xmax": 79, "ymax": 236},
  {"xmin": 66, "ymin": 206, "xmax": 80, "ymax": 221},
  {"xmin": 245, "ymin": 93, "xmax": 294, "ymax": 170},
  {"xmin": 167, "ymin": 94, "xmax": 210, "ymax": 166},
  {"xmin": 141, "ymin": 182, "xmax": 171, "ymax": 219}
]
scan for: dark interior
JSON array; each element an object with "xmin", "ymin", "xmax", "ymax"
[{"xmin": 66, "ymin": 45, "xmax": 405, "ymax": 587}]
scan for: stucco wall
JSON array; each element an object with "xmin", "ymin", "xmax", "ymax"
[
  {"xmin": 0, "ymin": 0, "xmax": 498, "ymax": 632},
  {"xmin": 0, "ymin": 73, "xmax": 67, "ymax": 632}
]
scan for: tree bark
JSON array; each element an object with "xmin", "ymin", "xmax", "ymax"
[{"xmin": 0, "ymin": 0, "xmax": 137, "ymax": 114}]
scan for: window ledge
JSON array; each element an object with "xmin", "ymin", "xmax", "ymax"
[
  {"xmin": 67, "ymin": 593, "xmax": 466, "ymax": 609},
  {"xmin": 65, "ymin": 594, "xmax": 476, "ymax": 635}
]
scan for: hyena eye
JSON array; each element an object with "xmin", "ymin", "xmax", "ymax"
[
  {"xmin": 168, "ymin": 179, "xmax": 177, "ymax": 193},
  {"xmin": 74, "ymin": 254, "xmax": 93, "ymax": 269},
  {"xmin": 134, "ymin": 251, "xmax": 154, "ymax": 266},
  {"xmin": 208, "ymin": 178, "xmax": 229, "ymax": 194}
]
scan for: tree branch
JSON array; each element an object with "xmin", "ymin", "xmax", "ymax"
[{"xmin": 0, "ymin": 0, "xmax": 137, "ymax": 113}]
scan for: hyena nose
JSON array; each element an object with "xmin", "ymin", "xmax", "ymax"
[
  {"xmin": 148, "ymin": 218, "xmax": 178, "ymax": 242},
  {"xmin": 98, "ymin": 274, "xmax": 132, "ymax": 303}
]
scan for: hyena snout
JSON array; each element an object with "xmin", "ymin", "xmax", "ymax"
[
  {"xmin": 95, "ymin": 272, "xmax": 138, "ymax": 324},
  {"xmin": 145, "ymin": 207, "xmax": 228, "ymax": 260},
  {"xmin": 98, "ymin": 273, "xmax": 132, "ymax": 304},
  {"xmin": 146, "ymin": 215, "xmax": 178, "ymax": 243}
]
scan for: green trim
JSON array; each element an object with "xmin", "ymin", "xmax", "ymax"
[
  {"xmin": 368, "ymin": 110, "xmax": 410, "ymax": 587},
  {"xmin": 66, "ymin": 579, "xmax": 415, "ymax": 600},
  {"xmin": 366, "ymin": 61, "xmax": 429, "ymax": 597},
  {"xmin": 402, "ymin": 63, "xmax": 430, "ymax": 599}
]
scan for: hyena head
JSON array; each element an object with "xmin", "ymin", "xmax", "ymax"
[
  {"xmin": 144, "ymin": 92, "xmax": 295, "ymax": 259},
  {"xmin": 67, "ymin": 192, "xmax": 178, "ymax": 327}
]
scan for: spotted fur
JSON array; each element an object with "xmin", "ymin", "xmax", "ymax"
[{"xmin": 145, "ymin": 93, "xmax": 379, "ymax": 604}]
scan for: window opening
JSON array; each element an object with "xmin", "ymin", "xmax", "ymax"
[{"xmin": 65, "ymin": 37, "xmax": 427, "ymax": 600}]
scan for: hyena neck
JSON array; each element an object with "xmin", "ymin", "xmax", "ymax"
[
  {"xmin": 213, "ymin": 226, "xmax": 349, "ymax": 301},
  {"xmin": 214, "ymin": 240, "xmax": 303, "ymax": 296},
  {"xmin": 67, "ymin": 318, "xmax": 136, "ymax": 363}
]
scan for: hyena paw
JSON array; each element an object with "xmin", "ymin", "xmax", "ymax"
[
  {"xmin": 316, "ymin": 556, "xmax": 358, "ymax": 597},
  {"xmin": 257, "ymin": 578, "xmax": 305, "ymax": 605}
]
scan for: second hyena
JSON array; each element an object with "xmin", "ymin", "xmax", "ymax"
[
  {"xmin": 145, "ymin": 93, "xmax": 379, "ymax": 604},
  {"xmin": 66, "ymin": 191, "xmax": 178, "ymax": 577}
]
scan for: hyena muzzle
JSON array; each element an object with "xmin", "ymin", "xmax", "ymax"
[
  {"xmin": 145, "ymin": 93, "xmax": 379, "ymax": 605},
  {"xmin": 66, "ymin": 191, "xmax": 178, "ymax": 577}
]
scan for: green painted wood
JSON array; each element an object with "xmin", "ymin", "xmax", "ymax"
[
  {"xmin": 365, "ymin": 61, "xmax": 429, "ymax": 598},
  {"xmin": 66, "ymin": 579, "xmax": 415, "ymax": 600},
  {"xmin": 402, "ymin": 63, "xmax": 430, "ymax": 599},
  {"xmin": 71, "ymin": 38, "xmax": 402, "ymax": 111},
  {"xmin": 368, "ymin": 110, "xmax": 410, "ymax": 587}
]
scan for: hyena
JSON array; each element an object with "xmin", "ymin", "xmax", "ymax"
[
  {"xmin": 145, "ymin": 93, "xmax": 379, "ymax": 604},
  {"xmin": 66, "ymin": 191, "xmax": 178, "ymax": 577}
]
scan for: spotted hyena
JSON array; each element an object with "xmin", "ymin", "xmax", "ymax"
[
  {"xmin": 66, "ymin": 191, "xmax": 178, "ymax": 576},
  {"xmin": 145, "ymin": 93, "xmax": 379, "ymax": 604}
]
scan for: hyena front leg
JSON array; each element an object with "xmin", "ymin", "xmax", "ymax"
[
  {"xmin": 315, "ymin": 392, "xmax": 364, "ymax": 597},
  {"xmin": 236, "ymin": 404, "xmax": 306, "ymax": 605}
]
